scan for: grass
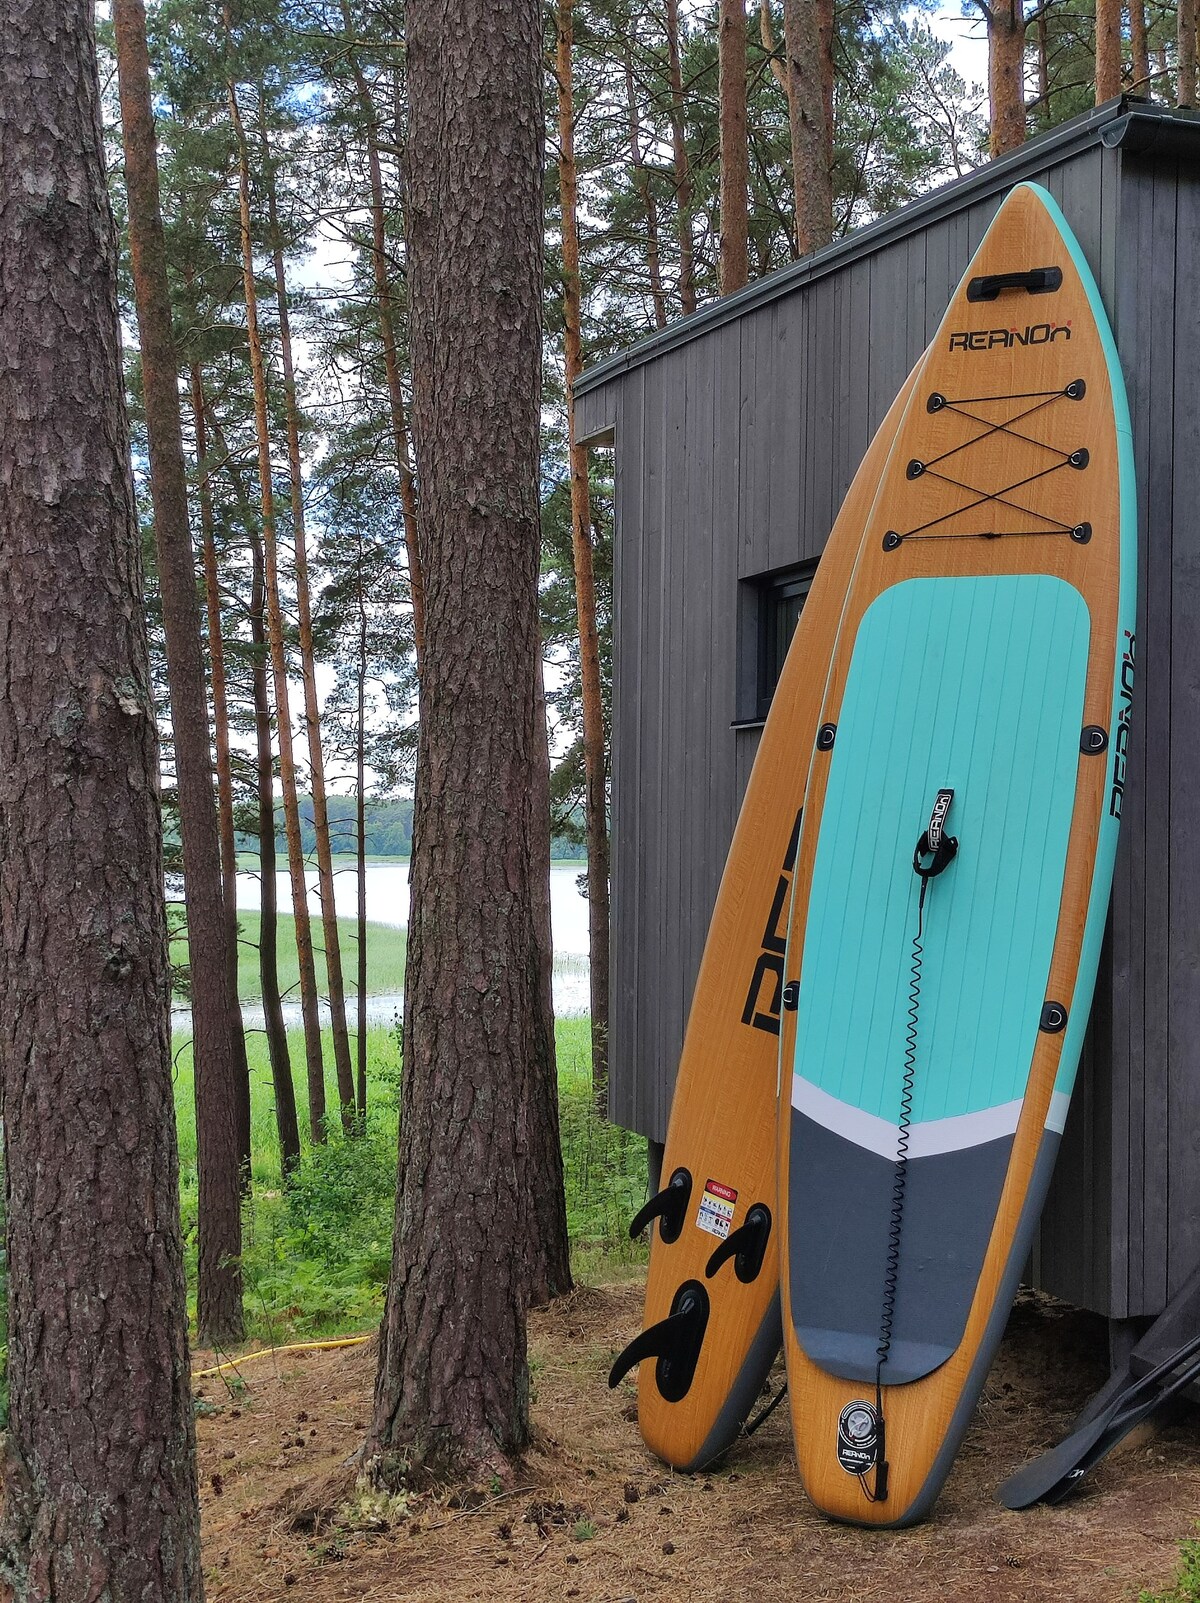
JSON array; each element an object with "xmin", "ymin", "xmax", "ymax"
[
  {"xmin": 173, "ymin": 1013, "xmax": 648, "ymax": 1346},
  {"xmin": 1141, "ymin": 1534, "xmax": 1200, "ymax": 1602},
  {"xmin": 172, "ymin": 912, "xmax": 409, "ymax": 1005}
]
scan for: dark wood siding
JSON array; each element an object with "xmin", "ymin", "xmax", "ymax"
[{"xmin": 579, "ymin": 112, "xmax": 1200, "ymax": 1319}]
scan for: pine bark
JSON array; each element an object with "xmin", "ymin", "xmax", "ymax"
[
  {"xmin": 356, "ymin": 554, "xmax": 369, "ymax": 1117},
  {"xmin": 264, "ymin": 156, "xmax": 357, "ymax": 1132},
  {"xmin": 114, "ymin": 0, "xmax": 247, "ymax": 1341},
  {"xmin": 718, "ymin": 0, "xmax": 751, "ymax": 293},
  {"xmin": 191, "ymin": 369, "xmax": 253, "ymax": 1178},
  {"xmin": 783, "ymin": 0, "xmax": 834, "ymax": 254},
  {"xmin": 1095, "ymin": 0, "xmax": 1123, "ymax": 101},
  {"xmin": 623, "ymin": 42, "xmax": 669, "ymax": 329},
  {"xmin": 209, "ymin": 416, "xmax": 301, "ymax": 1170},
  {"xmin": 343, "ymin": 10, "xmax": 426, "ymax": 670},
  {"xmin": 369, "ymin": 0, "xmax": 570, "ymax": 1477},
  {"xmin": 664, "ymin": 0, "xmax": 698, "ymax": 314},
  {"xmin": 0, "ymin": 5, "xmax": 203, "ymax": 1594},
  {"xmin": 557, "ymin": 0, "xmax": 613, "ymax": 1119},
  {"xmin": 1130, "ymin": 0, "xmax": 1150, "ymax": 92},
  {"xmin": 248, "ymin": 524, "xmax": 303, "ymax": 1174},
  {"xmin": 228, "ymin": 67, "xmax": 328, "ymax": 1141},
  {"xmin": 1181, "ymin": 0, "xmax": 1198, "ymax": 106},
  {"xmin": 986, "ymin": 0, "xmax": 1028, "ymax": 155}
]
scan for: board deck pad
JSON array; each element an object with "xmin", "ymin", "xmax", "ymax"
[
  {"xmin": 777, "ymin": 183, "xmax": 1135, "ymax": 1525},
  {"xmin": 608, "ymin": 365, "xmax": 925, "ymax": 1472}
]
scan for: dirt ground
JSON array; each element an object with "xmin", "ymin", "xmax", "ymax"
[{"xmin": 193, "ymin": 1281, "xmax": 1200, "ymax": 1602}]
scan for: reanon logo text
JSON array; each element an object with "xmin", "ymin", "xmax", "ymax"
[{"xmin": 949, "ymin": 322, "xmax": 1072, "ymax": 351}]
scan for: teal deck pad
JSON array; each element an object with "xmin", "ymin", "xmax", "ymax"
[{"xmin": 792, "ymin": 574, "xmax": 1091, "ymax": 1146}]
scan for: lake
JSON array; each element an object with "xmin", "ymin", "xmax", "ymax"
[{"xmin": 231, "ymin": 861, "xmax": 592, "ymax": 1021}]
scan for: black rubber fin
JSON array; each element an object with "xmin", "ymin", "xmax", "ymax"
[
  {"xmin": 608, "ymin": 1281, "xmax": 710, "ymax": 1404},
  {"xmin": 705, "ymin": 1205, "xmax": 772, "ymax": 1284},
  {"xmin": 628, "ymin": 1167, "xmax": 692, "ymax": 1244}
]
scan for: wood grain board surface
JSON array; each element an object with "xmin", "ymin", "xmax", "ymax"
[
  {"xmin": 624, "ymin": 366, "xmax": 923, "ymax": 1470},
  {"xmin": 776, "ymin": 183, "xmax": 1135, "ymax": 1525}
]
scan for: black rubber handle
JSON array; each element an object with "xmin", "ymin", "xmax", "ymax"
[
  {"xmin": 967, "ymin": 266, "xmax": 1063, "ymax": 301},
  {"xmin": 704, "ymin": 1204, "xmax": 772, "ymax": 1284},
  {"xmin": 628, "ymin": 1167, "xmax": 692, "ymax": 1244}
]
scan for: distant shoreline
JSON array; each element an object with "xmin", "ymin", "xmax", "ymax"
[{"xmin": 234, "ymin": 854, "xmax": 589, "ymax": 870}]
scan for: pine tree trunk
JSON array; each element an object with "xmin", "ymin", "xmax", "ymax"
[
  {"xmin": 343, "ymin": 9, "xmax": 426, "ymax": 670},
  {"xmin": 623, "ymin": 42, "xmax": 669, "ymax": 329},
  {"xmin": 264, "ymin": 156, "xmax": 357, "ymax": 1133},
  {"xmin": 369, "ymin": 0, "xmax": 570, "ymax": 1477},
  {"xmin": 1181, "ymin": 0, "xmax": 1198, "ymax": 106},
  {"xmin": 1130, "ymin": 0, "xmax": 1150, "ymax": 92},
  {"xmin": 1095, "ymin": 0, "xmax": 1122, "ymax": 100},
  {"xmin": 0, "ymin": 6, "xmax": 203, "ymax": 1593},
  {"xmin": 115, "ymin": 0, "xmax": 247, "ymax": 1343},
  {"xmin": 718, "ymin": 0, "xmax": 751, "ymax": 293},
  {"xmin": 356, "ymin": 557, "xmax": 369, "ymax": 1117},
  {"xmin": 208, "ymin": 415, "xmax": 301, "ymax": 1171},
  {"xmin": 987, "ymin": 0, "xmax": 1028, "ymax": 155},
  {"xmin": 248, "ymin": 525, "xmax": 303, "ymax": 1174},
  {"xmin": 558, "ymin": 0, "xmax": 612, "ymax": 1120},
  {"xmin": 191, "ymin": 369, "xmax": 253, "ymax": 1179},
  {"xmin": 1035, "ymin": 5, "xmax": 1050, "ymax": 121},
  {"xmin": 664, "ymin": 0, "xmax": 698, "ymax": 314},
  {"xmin": 783, "ymin": 0, "xmax": 834, "ymax": 253},
  {"xmin": 228, "ymin": 66, "xmax": 328, "ymax": 1142}
]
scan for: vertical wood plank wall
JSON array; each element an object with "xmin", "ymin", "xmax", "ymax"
[{"xmin": 575, "ymin": 140, "xmax": 1199, "ymax": 1321}]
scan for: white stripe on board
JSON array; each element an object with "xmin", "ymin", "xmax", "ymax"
[{"xmin": 790, "ymin": 1074, "xmax": 1027, "ymax": 1159}]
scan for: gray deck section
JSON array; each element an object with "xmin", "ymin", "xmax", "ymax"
[{"xmin": 577, "ymin": 99, "xmax": 1200, "ymax": 1322}]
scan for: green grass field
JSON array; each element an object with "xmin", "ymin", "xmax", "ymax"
[
  {"xmin": 172, "ymin": 911, "xmax": 409, "ymax": 1005},
  {"xmin": 173, "ymin": 1014, "xmax": 647, "ymax": 1343}
]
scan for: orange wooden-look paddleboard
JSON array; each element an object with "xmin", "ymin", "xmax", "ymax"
[
  {"xmin": 609, "ymin": 364, "xmax": 922, "ymax": 1469},
  {"xmin": 777, "ymin": 183, "xmax": 1135, "ymax": 1524}
]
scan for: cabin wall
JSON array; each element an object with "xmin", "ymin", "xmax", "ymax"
[{"xmin": 580, "ymin": 136, "xmax": 1198, "ymax": 1320}]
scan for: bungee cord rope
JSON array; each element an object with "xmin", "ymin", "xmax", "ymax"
[{"xmin": 885, "ymin": 381, "xmax": 1090, "ymax": 547}]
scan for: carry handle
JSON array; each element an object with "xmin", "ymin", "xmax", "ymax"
[{"xmin": 967, "ymin": 266, "xmax": 1063, "ymax": 302}]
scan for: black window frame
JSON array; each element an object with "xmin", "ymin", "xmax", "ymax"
[{"xmin": 735, "ymin": 557, "xmax": 819, "ymax": 727}]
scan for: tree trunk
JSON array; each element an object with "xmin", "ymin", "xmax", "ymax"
[
  {"xmin": 356, "ymin": 550, "xmax": 369, "ymax": 1117},
  {"xmin": 718, "ymin": 0, "xmax": 751, "ymax": 293},
  {"xmin": 115, "ymin": 0, "xmax": 247, "ymax": 1346},
  {"xmin": 343, "ymin": 7, "xmax": 426, "ymax": 672},
  {"xmin": 783, "ymin": 0, "xmax": 834, "ymax": 253},
  {"xmin": 248, "ymin": 524, "xmax": 303, "ymax": 1175},
  {"xmin": 263, "ymin": 150, "xmax": 357, "ymax": 1133},
  {"xmin": 1181, "ymin": 0, "xmax": 1198, "ymax": 107},
  {"xmin": 1035, "ymin": 4, "xmax": 1050, "ymax": 120},
  {"xmin": 623, "ymin": 41, "xmax": 669, "ymax": 329},
  {"xmin": 208, "ymin": 414, "xmax": 301, "ymax": 1172},
  {"xmin": 557, "ymin": 0, "xmax": 612, "ymax": 1120},
  {"xmin": 986, "ymin": 0, "xmax": 1027, "ymax": 155},
  {"xmin": 664, "ymin": 0, "xmax": 698, "ymax": 314},
  {"xmin": 1130, "ymin": 0, "xmax": 1150, "ymax": 92},
  {"xmin": 191, "ymin": 368, "xmax": 253, "ymax": 1181},
  {"xmin": 0, "ymin": 6, "xmax": 203, "ymax": 1594},
  {"xmin": 1095, "ymin": 0, "xmax": 1122, "ymax": 100},
  {"xmin": 369, "ymin": 0, "xmax": 570, "ymax": 1478},
  {"xmin": 228, "ymin": 64, "xmax": 328, "ymax": 1142}
]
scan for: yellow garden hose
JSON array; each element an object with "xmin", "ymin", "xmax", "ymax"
[{"xmin": 191, "ymin": 1335, "xmax": 371, "ymax": 1382}]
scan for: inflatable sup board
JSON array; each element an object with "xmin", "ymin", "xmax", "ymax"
[
  {"xmin": 777, "ymin": 183, "xmax": 1135, "ymax": 1525},
  {"xmin": 609, "ymin": 364, "xmax": 923, "ymax": 1469}
]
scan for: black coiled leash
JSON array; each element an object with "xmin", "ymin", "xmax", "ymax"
[{"xmin": 859, "ymin": 789, "xmax": 958, "ymax": 1505}]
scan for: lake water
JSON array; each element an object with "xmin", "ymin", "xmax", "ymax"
[{"xmin": 231, "ymin": 861, "xmax": 592, "ymax": 1022}]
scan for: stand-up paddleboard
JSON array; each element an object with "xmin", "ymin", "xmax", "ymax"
[
  {"xmin": 608, "ymin": 365, "xmax": 923, "ymax": 1469},
  {"xmin": 776, "ymin": 183, "xmax": 1135, "ymax": 1525}
]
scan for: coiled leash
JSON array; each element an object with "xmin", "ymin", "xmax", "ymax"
[{"xmin": 856, "ymin": 789, "xmax": 958, "ymax": 1505}]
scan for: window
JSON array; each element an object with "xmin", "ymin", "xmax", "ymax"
[{"xmin": 735, "ymin": 558, "xmax": 819, "ymax": 726}]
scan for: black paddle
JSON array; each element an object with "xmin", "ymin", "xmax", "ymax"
[{"xmin": 999, "ymin": 1326, "xmax": 1200, "ymax": 1508}]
